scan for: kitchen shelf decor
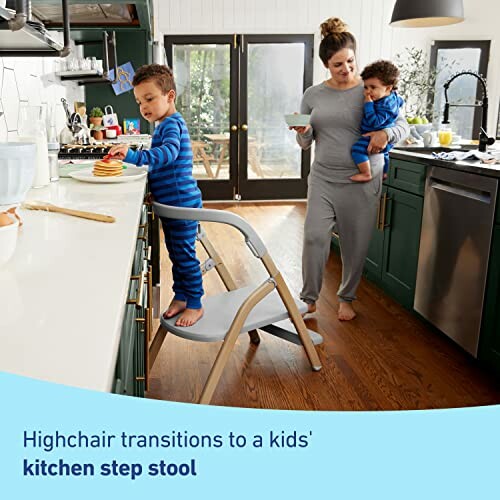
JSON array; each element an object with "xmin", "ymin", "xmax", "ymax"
[{"xmin": 58, "ymin": 31, "xmax": 118, "ymax": 85}]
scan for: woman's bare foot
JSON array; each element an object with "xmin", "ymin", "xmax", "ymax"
[
  {"xmin": 175, "ymin": 308, "xmax": 204, "ymax": 327},
  {"xmin": 338, "ymin": 302, "xmax": 356, "ymax": 321},
  {"xmin": 163, "ymin": 299, "xmax": 186, "ymax": 319},
  {"xmin": 301, "ymin": 302, "xmax": 317, "ymax": 317}
]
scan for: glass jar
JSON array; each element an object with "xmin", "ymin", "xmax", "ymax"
[
  {"xmin": 18, "ymin": 105, "xmax": 50, "ymax": 188},
  {"xmin": 47, "ymin": 142, "xmax": 60, "ymax": 182},
  {"xmin": 438, "ymin": 126, "xmax": 453, "ymax": 147}
]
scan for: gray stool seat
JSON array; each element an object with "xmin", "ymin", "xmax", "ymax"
[{"xmin": 161, "ymin": 285, "xmax": 309, "ymax": 342}]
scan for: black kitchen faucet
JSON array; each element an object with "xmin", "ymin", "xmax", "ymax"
[{"xmin": 442, "ymin": 70, "xmax": 496, "ymax": 152}]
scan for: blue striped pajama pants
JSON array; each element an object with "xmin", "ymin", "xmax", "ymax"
[
  {"xmin": 160, "ymin": 217, "xmax": 204, "ymax": 310},
  {"xmin": 351, "ymin": 135, "xmax": 393, "ymax": 174}
]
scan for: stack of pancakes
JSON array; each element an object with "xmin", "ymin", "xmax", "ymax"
[{"xmin": 93, "ymin": 159, "xmax": 123, "ymax": 177}]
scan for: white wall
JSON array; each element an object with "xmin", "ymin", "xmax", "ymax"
[
  {"xmin": 154, "ymin": 0, "xmax": 500, "ymax": 137},
  {"xmin": 0, "ymin": 36, "xmax": 84, "ymax": 142}
]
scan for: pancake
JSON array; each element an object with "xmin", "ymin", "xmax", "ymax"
[{"xmin": 93, "ymin": 159, "xmax": 123, "ymax": 177}]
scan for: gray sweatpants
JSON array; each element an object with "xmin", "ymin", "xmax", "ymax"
[{"xmin": 300, "ymin": 172, "xmax": 383, "ymax": 304}]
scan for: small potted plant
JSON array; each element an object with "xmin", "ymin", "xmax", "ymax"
[
  {"xmin": 89, "ymin": 107, "xmax": 104, "ymax": 127},
  {"xmin": 90, "ymin": 123, "xmax": 105, "ymax": 141}
]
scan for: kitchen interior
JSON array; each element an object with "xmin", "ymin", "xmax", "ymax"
[{"xmin": 1, "ymin": 0, "xmax": 500, "ymax": 409}]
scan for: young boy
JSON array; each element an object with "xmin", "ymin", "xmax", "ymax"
[
  {"xmin": 350, "ymin": 60, "xmax": 404, "ymax": 182},
  {"xmin": 109, "ymin": 64, "xmax": 204, "ymax": 327}
]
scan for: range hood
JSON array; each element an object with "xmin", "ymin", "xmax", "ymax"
[
  {"xmin": 31, "ymin": 3, "xmax": 139, "ymax": 27},
  {"xmin": 0, "ymin": 0, "xmax": 70, "ymax": 56}
]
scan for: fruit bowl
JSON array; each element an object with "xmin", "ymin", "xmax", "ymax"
[{"xmin": 414, "ymin": 124, "xmax": 433, "ymax": 135}]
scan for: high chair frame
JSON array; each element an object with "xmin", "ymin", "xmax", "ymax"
[{"xmin": 148, "ymin": 203, "xmax": 322, "ymax": 405}]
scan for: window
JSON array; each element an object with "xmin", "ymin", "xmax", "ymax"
[{"xmin": 430, "ymin": 41, "xmax": 490, "ymax": 140}]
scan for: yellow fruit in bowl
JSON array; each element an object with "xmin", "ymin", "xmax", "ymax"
[
  {"xmin": 421, "ymin": 117, "xmax": 429, "ymax": 124},
  {"xmin": 413, "ymin": 117, "xmax": 423, "ymax": 124}
]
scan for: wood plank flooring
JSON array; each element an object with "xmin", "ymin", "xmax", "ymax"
[{"xmin": 147, "ymin": 202, "xmax": 500, "ymax": 409}]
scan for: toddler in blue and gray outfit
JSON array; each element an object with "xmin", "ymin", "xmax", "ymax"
[{"xmin": 351, "ymin": 60, "xmax": 404, "ymax": 182}]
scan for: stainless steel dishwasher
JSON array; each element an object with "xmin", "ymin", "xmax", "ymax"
[{"xmin": 414, "ymin": 166, "xmax": 498, "ymax": 357}]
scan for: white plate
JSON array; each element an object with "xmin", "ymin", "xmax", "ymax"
[{"xmin": 69, "ymin": 167, "xmax": 147, "ymax": 184}]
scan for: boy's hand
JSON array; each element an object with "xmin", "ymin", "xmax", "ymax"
[
  {"xmin": 108, "ymin": 144, "xmax": 129, "ymax": 160},
  {"xmin": 364, "ymin": 91, "xmax": 373, "ymax": 102}
]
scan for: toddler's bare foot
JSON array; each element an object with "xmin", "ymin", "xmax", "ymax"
[
  {"xmin": 163, "ymin": 299, "xmax": 186, "ymax": 319},
  {"xmin": 350, "ymin": 172, "xmax": 372, "ymax": 182},
  {"xmin": 383, "ymin": 172, "xmax": 388, "ymax": 180},
  {"xmin": 338, "ymin": 302, "xmax": 356, "ymax": 321},
  {"xmin": 175, "ymin": 308, "xmax": 204, "ymax": 327},
  {"xmin": 301, "ymin": 302, "xmax": 317, "ymax": 317}
]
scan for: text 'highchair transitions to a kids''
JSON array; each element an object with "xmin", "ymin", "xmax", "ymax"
[{"xmin": 148, "ymin": 203, "xmax": 323, "ymax": 405}]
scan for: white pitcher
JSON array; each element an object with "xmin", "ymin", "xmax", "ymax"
[{"xmin": 422, "ymin": 130, "xmax": 438, "ymax": 147}]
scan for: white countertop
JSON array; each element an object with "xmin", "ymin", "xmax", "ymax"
[{"xmin": 0, "ymin": 172, "xmax": 147, "ymax": 392}]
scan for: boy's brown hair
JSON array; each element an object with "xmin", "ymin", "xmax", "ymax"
[
  {"xmin": 132, "ymin": 64, "xmax": 176, "ymax": 93},
  {"xmin": 361, "ymin": 60, "xmax": 399, "ymax": 89}
]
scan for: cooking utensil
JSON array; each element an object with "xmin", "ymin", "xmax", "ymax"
[
  {"xmin": 22, "ymin": 201, "xmax": 115, "ymax": 223},
  {"xmin": 61, "ymin": 98, "xmax": 71, "ymax": 124}
]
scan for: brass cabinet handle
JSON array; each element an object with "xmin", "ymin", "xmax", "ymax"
[
  {"xmin": 241, "ymin": 124, "xmax": 248, "ymax": 131},
  {"xmin": 230, "ymin": 124, "xmax": 238, "ymax": 132},
  {"xmin": 137, "ymin": 223, "xmax": 148, "ymax": 242},
  {"xmin": 378, "ymin": 193, "xmax": 391, "ymax": 231},
  {"xmin": 376, "ymin": 195, "xmax": 382, "ymax": 231},
  {"xmin": 128, "ymin": 270, "xmax": 146, "ymax": 308},
  {"xmin": 383, "ymin": 196, "xmax": 392, "ymax": 229}
]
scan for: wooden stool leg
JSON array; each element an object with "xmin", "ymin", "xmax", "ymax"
[{"xmin": 199, "ymin": 325, "xmax": 242, "ymax": 404}]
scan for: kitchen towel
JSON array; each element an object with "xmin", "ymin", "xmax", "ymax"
[{"xmin": 432, "ymin": 150, "xmax": 498, "ymax": 163}]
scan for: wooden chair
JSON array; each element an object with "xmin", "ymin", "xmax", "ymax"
[{"xmin": 148, "ymin": 204, "xmax": 323, "ymax": 405}]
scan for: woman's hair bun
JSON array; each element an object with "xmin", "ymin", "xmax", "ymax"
[{"xmin": 320, "ymin": 17, "xmax": 349, "ymax": 38}]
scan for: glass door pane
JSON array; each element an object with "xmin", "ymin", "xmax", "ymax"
[
  {"xmin": 173, "ymin": 43, "xmax": 231, "ymax": 180},
  {"xmin": 240, "ymin": 35, "xmax": 313, "ymax": 200},
  {"xmin": 247, "ymin": 43, "xmax": 305, "ymax": 180}
]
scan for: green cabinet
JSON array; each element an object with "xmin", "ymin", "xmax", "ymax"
[
  {"xmin": 478, "ymin": 226, "xmax": 500, "ymax": 376},
  {"xmin": 379, "ymin": 186, "xmax": 423, "ymax": 309},
  {"xmin": 364, "ymin": 158, "xmax": 426, "ymax": 309},
  {"xmin": 114, "ymin": 203, "xmax": 152, "ymax": 397}
]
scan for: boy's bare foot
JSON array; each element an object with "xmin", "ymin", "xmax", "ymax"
[
  {"xmin": 338, "ymin": 302, "xmax": 356, "ymax": 321},
  {"xmin": 383, "ymin": 172, "xmax": 388, "ymax": 180},
  {"xmin": 301, "ymin": 302, "xmax": 317, "ymax": 317},
  {"xmin": 163, "ymin": 299, "xmax": 186, "ymax": 319},
  {"xmin": 175, "ymin": 308, "xmax": 204, "ymax": 327},
  {"xmin": 350, "ymin": 172, "xmax": 372, "ymax": 182}
]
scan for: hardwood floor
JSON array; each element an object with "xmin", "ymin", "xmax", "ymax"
[{"xmin": 147, "ymin": 202, "xmax": 500, "ymax": 409}]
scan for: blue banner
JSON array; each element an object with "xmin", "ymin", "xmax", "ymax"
[{"xmin": 1, "ymin": 372, "xmax": 498, "ymax": 499}]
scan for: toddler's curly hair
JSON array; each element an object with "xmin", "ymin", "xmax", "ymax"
[
  {"xmin": 132, "ymin": 64, "xmax": 176, "ymax": 93},
  {"xmin": 360, "ymin": 60, "xmax": 399, "ymax": 89}
]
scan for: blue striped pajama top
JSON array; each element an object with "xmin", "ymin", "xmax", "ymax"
[{"xmin": 124, "ymin": 112, "xmax": 202, "ymax": 208}]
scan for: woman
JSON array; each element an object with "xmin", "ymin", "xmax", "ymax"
[{"xmin": 292, "ymin": 17, "xmax": 409, "ymax": 321}]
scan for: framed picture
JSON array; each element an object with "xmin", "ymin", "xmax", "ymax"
[{"xmin": 123, "ymin": 118, "xmax": 140, "ymax": 135}]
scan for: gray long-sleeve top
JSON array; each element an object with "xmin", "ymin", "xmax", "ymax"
[{"xmin": 297, "ymin": 82, "xmax": 409, "ymax": 182}]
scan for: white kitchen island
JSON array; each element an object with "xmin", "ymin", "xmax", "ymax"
[{"xmin": 0, "ymin": 171, "xmax": 149, "ymax": 392}]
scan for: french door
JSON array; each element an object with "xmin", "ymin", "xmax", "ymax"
[{"xmin": 165, "ymin": 34, "xmax": 313, "ymax": 201}]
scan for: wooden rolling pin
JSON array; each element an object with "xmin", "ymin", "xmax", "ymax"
[{"xmin": 22, "ymin": 201, "xmax": 115, "ymax": 223}]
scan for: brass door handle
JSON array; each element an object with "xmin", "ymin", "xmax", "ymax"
[
  {"xmin": 231, "ymin": 125, "xmax": 238, "ymax": 132},
  {"xmin": 241, "ymin": 124, "xmax": 248, "ymax": 131}
]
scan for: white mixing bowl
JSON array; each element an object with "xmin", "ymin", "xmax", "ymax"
[{"xmin": 0, "ymin": 142, "xmax": 37, "ymax": 205}]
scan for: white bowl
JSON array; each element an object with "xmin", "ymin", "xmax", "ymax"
[
  {"xmin": 0, "ymin": 142, "xmax": 37, "ymax": 205},
  {"xmin": 0, "ymin": 215, "xmax": 19, "ymax": 267}
]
